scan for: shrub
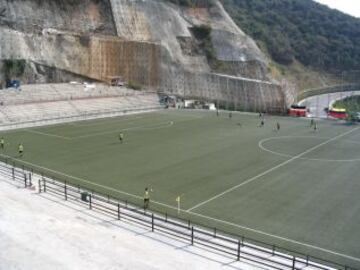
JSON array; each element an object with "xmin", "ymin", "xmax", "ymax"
[
  {"xmin": 127, "ymin": 81, "xmax": 142, "ymax": 91},
  {"xmin": 3, "ymin": 59, "xmax": 26, "ymax": 79}
]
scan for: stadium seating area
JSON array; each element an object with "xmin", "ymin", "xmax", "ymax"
[{"xmin": 0, "ymin": 83, "xmax": 163, "ymax": 126}]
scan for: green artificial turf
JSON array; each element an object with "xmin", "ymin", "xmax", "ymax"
[{"xmin": 1, "ymin": 110, "xmax": 360, "ymax": 268}]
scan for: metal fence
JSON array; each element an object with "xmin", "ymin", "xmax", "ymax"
[{"xmin": 0, "ymin": 159, "xmax": 357, "ymax": 270}]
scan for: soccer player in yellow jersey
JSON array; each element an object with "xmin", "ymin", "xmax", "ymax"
[
  {"xmin": 144, "ymin": 187, "xmax": 150, "ymax": 210},
  {"xmin": 18, "ymin": 143, "xmax": 24, "ymax": 157}
]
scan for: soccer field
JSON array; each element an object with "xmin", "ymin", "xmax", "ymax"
[{"xmin": 1, "ymin": 110, "xmax": 360, "ymax": 268}]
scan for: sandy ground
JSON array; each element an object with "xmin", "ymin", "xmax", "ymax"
[{"xmin": 0, "ymin": 177, "xmax": 259, "ymax": 270}]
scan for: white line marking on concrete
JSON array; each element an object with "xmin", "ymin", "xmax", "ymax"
[
  {"xmin": 187, "ymin": 127, "xmax": 360, "ymax": 212},
  {"xmin": 26, "ymin": 129, "xmax": 71, "ymax": 140},
  {"xmin": 0, "ymin": 153, "xmax": 359, "ymax": 262}
]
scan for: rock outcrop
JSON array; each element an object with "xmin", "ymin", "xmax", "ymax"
[{"xmin": 0, "ymin": 0, "xmax": 286, "ymax": 112}]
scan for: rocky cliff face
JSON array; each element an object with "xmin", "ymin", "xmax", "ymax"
[
  {"xmin": 0, "ymin": 0, "xmax": 285, "ymax": 112},
  {"xmin": 0, "ymin": 0, "xmax": 116, "ymax": 35}
]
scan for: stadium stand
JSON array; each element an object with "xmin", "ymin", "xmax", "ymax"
[{"xmin": 0, "ymin": 83, "xmax": 164, "ymax": 128}]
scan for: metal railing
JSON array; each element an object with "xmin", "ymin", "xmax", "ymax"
[
  {"xmin": 298, "ymin": 84, "xmax": 360, "ymax": 102},
  {"xmin": 0, "ymin": 159, "xmax": 357, "ymax": 270}
]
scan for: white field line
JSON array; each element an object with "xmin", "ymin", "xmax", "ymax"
[
  {"xmin": 69, "ymin": 116, "xmax": 144, "ymax": 128},
  {"xmin": 72, "ymin": 121, "xmax": 174, "ymax": 139},
  {"xmin": 0, "ymin": 153, "xmax": 359, "ymax": 262},
  {"xmin": 259, "ymin": 136, "xmax": 360, "ymax": 162},
  {"xmin": 70, "ymin": 113, "xmax": 204, "ymax": 140},
  {"xmin": 24, "ymin": 113, "xmax": 203, "ymax": 141},
  {"xmin": 187, "ymin": 127, "xmax": 360, "ymax": 212},
  {"xmin": 186, "ymin": 211, "xmax": 360, "ymax": 262},
  {"xmin": 0, "ymin": 153, "xmax": 144, "ymax": 200},
  {"xmin": 27, "ymin": 121, "xmax": 174, "ymax": 141},
  {"xmin": 25, "ymin": 129, "xmax": 71, "ymax": 140}
]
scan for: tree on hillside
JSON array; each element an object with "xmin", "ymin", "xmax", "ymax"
[{"xmin": 221, "ymin": 0, "xmax": 360, "ymax": 72}]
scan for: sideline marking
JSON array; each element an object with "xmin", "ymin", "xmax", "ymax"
[
  {"xmin": 186, "ymin": 211, "xmax": 360, "ymax": 262},
  {"xmin": 23, "ymin": 113, "xmax": 202, "ymax": 141},
  {"xmin": 0, "ymin": 153, "xmax": 144, "ymax": 200},
  {"xmin": 0, "ymin": 153, "xmax": 359, "ymax": 262},
  {"xmin": 26, "ymin": 129, "xmax": 71, "ymax": 140},
  {"xmin": 69, "ymin": 116, "xmax": 144, "ymax": 127},
  {"xmin": 187, "ymin": 127, "xmax": 360, "ymax": 212},
  {"xmin": 72, "ymin": 121, "xmax": 174, "ymax": 139},
  {"xmin": 259, "ymin": 136, "xmax": 360, "ymax": 162}
]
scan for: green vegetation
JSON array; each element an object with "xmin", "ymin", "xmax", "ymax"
[
  {"xmin": 333, "ymin": 95, "xmax": 360, "ymax": 112},
  {"xmin": 3, "ymin": 59, "xmax": 26, "ymax": 79},
  {"xmin": 165, "ymin": 0, "xmax": 214, "ymax": 7},
  {"xmin": 79, "ymin": 35, "xmax": 90, "ymax": 47},
  {"xmin": 221, "ymin": 0, "xmax": 360, "ymax": 72},
  {"xmin": 190, "ymin": 25, "xmax": 219, "ymax": 68},
  {"xmin": 127, "ymin": 81, "xmax": 142, "ymax": 90},
  {"xmin": 0, "ymin": 110, "xmax": 359, "ymax": 267}
]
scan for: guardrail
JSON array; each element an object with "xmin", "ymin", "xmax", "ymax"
[
  {"xmin": 298, "ymin": 84, "xmax": 360, "ymax": 102},
  {"xmin": 0, "ymin": 159, "xmax": 357, "ymax": 270}
]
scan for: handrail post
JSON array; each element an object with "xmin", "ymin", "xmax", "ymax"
[
  {"xmin": 237, "ymin": 240, "xmax": 241, "ymax": 261},
  {"xmin": 89, "ymin": 194, "xmax": 92, "ymax": 209},
  {"xmin": 24, "ymin": 173, "xmax": 27, "ymax": 187},
  {"xmin": 214, "ymin": 227, "xmax": 217, "ymax": 238},
  {"xmin": 191, "ymin": 226, "xmax": 194, "ymax": 245},
  {"xmin": 292, "ymin": 256, "xmax": 296, "ymax": 270},
  {"xmin": 12, "ymin": 167, "xmax": 14, "ymax": 179},
  {"xmin": 43, "ymin": 178, "xmax": 46, "ymax": 192},
  {"xmin": 151, "ymin": 213, "xmax": 154, "ymax": 232},
  {"xmin": 117, "ymin": 203, "xmax": 120, "ymax": 220},
  {"xmin": 64, "ymin": 181, "xmax": 67, "ymax": 200},
  {"xmin": 29, "ymin": 173, "xmax": 32, "ymax": 187},
  {"xmin": 38, "ymin": 179, "xmax": 41, "ymax": 193}
]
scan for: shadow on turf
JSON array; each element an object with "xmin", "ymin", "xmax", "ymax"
[{"xmin": 30, "ymin": 191, "xmax": 247, "ymax": 269}]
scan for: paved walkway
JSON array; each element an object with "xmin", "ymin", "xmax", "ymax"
[{"xmin": 298, "ymin": 90, "xmax": 360, "ymax": 118}]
